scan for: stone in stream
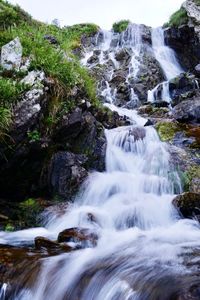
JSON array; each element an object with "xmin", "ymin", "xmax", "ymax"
[
  {"xmin": 172, "ymin": 192, "xmax": 200, "ymax": 221},
  {"xmin": 57, "ymin": 228, "xmax": 98, "ymax": 248},
  {"xmin": 129, "ymin": 127, "xmax": 146, "ymax": 141},
  {"xmin": 35, "ymin": 236, "xmax": 72, "ymax": 254}
]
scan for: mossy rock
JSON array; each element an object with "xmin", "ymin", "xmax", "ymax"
[{"xmin": 155, "ymin": 121, "xmax": 181, "ymax": 142}]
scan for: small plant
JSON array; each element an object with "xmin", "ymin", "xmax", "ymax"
[
  {"xmin": 5, "ymin": 223, "xmax": 15, "ymax": 232},
  {"xmin": 27, "ymin": 129, "xmax": 41, "ymax": 142},
  {"xmin": 112, "ymin": 20, "xmax": 130, "ymax": 33}
]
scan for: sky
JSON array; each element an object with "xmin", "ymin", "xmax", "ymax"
[{"xmin": 8, "ymin": 0, "xmax": 184, "ymax": 29}]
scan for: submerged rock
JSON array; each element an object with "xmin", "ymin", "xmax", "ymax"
[
  {"xmin": 1, "ymin": 37, "xmax": 22, "ymax": 70},
  {"xmin": 173, "ymin": 192, "xmax": 200, "ymax": 220},
  {"xmin": 58, "ymin": 227, "xmax": 98, "ymax": 248},
  {"xmin": 35, "ymin": 236, "xmax": 72, "ymax": 253}
]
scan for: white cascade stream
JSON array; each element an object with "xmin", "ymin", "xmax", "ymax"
[
  {"xmin": 0, "ymin": 25, "xmax": 200, "ymax": 300},
  {"xmin": 148, "ymin": 27, "xmax": 183, "ymax": 104}
]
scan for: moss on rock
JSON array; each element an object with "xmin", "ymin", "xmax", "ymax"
[{"xmin": 155, "ymin": 121, "xmax": 181, "ymax": 142}]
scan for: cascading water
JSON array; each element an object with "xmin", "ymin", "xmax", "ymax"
[
  {"xmin": 1, "ymin": 24, "xmax": 200, "ymax": 300},
  {"xmin": 148, "ymin": 27, "xmax": 183, "ymax": 104},
  {"xmin": 82, "ymin": 24, "xmax": 143, "ymax": 106}
]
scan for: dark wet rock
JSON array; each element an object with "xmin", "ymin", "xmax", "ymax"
[
  {"xmin": 35, "ymin": 236, "xmax": 72, "ymax": 253},
  {"xmin": 44, "ymin": 34, "xmax": 58, "ymax": 45},
  {"xmin": 164, "ymin": 24, "xmax": 200, "ymax": 72},
  {"xmin": 172, "ymin": 192, "xmax": 200, "ymax": 220},
  {"xmin": 57, "ymin": 227, "xmax": 98, "ymax": 248},
  {"xmin": 110, "ymin": 70, "xmax": 127, "ymax": 85},
  {"xmin": 87, "ymin": 54, "xmax": 99, "ymax": 65},
  {"xmin": 172, "ymin": 97, "xmax": 200, "ymax": 123},
  {"xmin": 136, "ymin": 53, "xmax": 165, "ymax": 94},
  {"xmin": 169, "ymin": 73, "xmax": 199, "ymax": 105},
  {"xmin": 53, "ymin": 108, "xmax": 83, "ymax": 142},
  {"xmin": 43, "ymin": 151, "xmax": 88, "ymax": 199},
  {"xmin": 115, "ymin": 48, "xmax": 131, "ymax": 63},
  {"xmin": 144, "ymin": 119, "xmax": 153, "ymax": 126}
]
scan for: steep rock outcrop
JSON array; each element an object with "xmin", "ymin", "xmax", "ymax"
[{"xmin": 164, "ymin": 0, "xmax": 200, "ymax": 72}]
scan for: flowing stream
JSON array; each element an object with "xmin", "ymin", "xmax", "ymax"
[
  {"xmin": 148, "ymin": 27, "xmax": 183, "ymax": 104},
  {"xmin": 1, "ymin": 25, "xmax": 200, "ymax": 300}
]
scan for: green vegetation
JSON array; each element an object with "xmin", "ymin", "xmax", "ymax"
[
  {"xmin": 5, "ymin": 223, "xmax": 15, "ymax": 232},
  {"xmin": 112, "ymin": 20, "xmax": 130, "ymax": 33},
  {"xmin": 0, "ymin": 0, "xmax": 101, "ymax": 138},
  {"xmin": 0, "ymin": 77, "xmax": 25, "ymax": 106},
  {"xmin": 19, "ymin": 198, "xmax": 42, "ymax": 227},
  {"xmin": 166, "ymin": 7, "xmax": 188, "ymax": 28},
  {"xmin": 27, "ymin": 130, "xmax": 41, "ymax": 142},
  {"xmin": 0, "ymin": 0, "xmax": 34, "ymax": 29},
  {"xmin": 155, "ymin": 121, "xmax": 180, "ymax": 142}
]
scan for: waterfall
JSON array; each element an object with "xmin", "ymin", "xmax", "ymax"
[
  {"xmin": 151, "ymin": 27, "xmax": 183, "ymax": 81},
  {"xmin": 148, "ymin": 27, "xmax": 183, "ymax": 104},
  {"xmin": 1, "ymin": 24, "xmax": 200, "ymax": 300}
]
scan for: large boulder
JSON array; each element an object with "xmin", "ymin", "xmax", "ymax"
[
  {"xmin": 169, "ymin": 73, "xmax": 199, "ymax": 105},
  {"xmin": 172, "ymin": 97, "xmax": 200, "ymax": 123},
  {"xmin": 44, "ymin": 151, "xmax": 88, "ymax": 199},
  {"xmin": 172, "ymin": 192, "xmax": 200, "ymax": 220},
  {"xmin": 1, "ymin": 37, "xmax": 22, "ymax": 70}
]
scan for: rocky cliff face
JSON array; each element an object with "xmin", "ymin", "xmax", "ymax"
[{"xmin": 164, "ymin": 0, "xmax": 200, "ymax": 72}]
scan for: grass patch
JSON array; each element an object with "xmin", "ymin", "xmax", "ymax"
[
  {"xmin": 0, "ymin": 77, "xmax": 26, "ymax": 107},
  {"xmin": 0, "ymin": 1, "xmax": 101, "ymax": 138},
  {"xmin": 112, "ymin": 20, "xmax": 130, "ymax": 33},
  {"xmin": 167, "ymin": 7, "xmax": 188, "ymax": 28}
]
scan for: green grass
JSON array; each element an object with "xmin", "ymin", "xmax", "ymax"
[
  {"xmin": 0, "ymin": 77, "xmax": 26, "ymax": 106},
  {"xmin": 167, "ymin": 7, "xmax": 188, "ymax": 28},
  {"xmin": 0, "ymin": 0, "xmax": 35, "ymax": 29},
  {"xmin": 0, "ymin": 1, "xmax": 101, "ymax": 138},
  {"xmin": 112, "ymin": 20, "xmax": 130, "ymax": 33}
]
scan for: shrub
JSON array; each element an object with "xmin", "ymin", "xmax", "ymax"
[
  {"xmin": 112, "ymin": 20, "xmax": 130, "ymax": 33},
  {"xmin": 167, "ymin": 7, "xmax": 188, "ymax": 28}
]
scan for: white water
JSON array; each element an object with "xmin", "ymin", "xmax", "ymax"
[
  {"xmin": 82, "ymin": 24, "xmax": 143, "ymax": 106},
  {"xmin": 148, "ymin": 27, "xmax": 183, "ymax": 104},
  {"xmin": 1, "ymin": 25, "xmax": 200, "ymax": 300}
]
